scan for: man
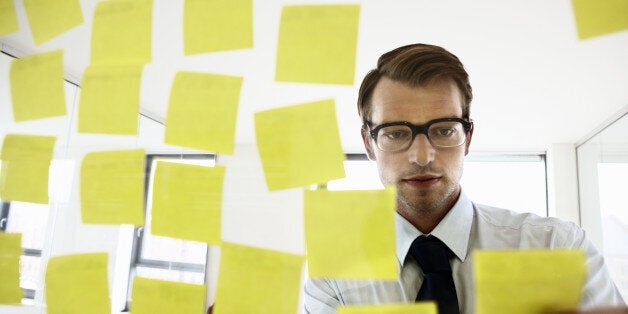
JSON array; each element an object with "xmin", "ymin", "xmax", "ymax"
[{"xmin": 303, "ymin": 44, "xmax": 625, "ymax": 313}]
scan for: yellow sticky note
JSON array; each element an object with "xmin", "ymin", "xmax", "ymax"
[
  {"xmin": 572, "ymin": 0, "xmax": 628, "ymax": 39},
  {"xmin": 78, "ymin": 65, "xmax": 143, "ymax": 135},
  {"xmin": 151, "ymin": 162, "xmax": 224, "ymax": 244},
  {"xmin": 23, "ymin": 0, "xmax": 84, "ymax": 45},
  {"xmin": 0, "ymin": 233, "xmax": 22, "ymax": 304},
  {"xmin": 0, "ymin": 134, "xmax": 56, "ymax": 204},
  {"xmin": 165, "ymin": 71, "xmax": 242, "ymax": 154},
  {"xmin": 474, "ymin": 249, "xmax": 587, "ymax": 314},
  {"xmin": 0, "ymin": 0, "xmax": 19, "ymax": 36},
  {"xmin": 90, "ymin": 0, "xmax": 153, "ymax": 65},
  {"xmin": 304, "ymin": 188, "xmax": 397, "ymax": 279},
  {"xmin": 80, "ymin": 149, "xmax": 145, "ymax": 225},
  {"xmin": 255, "ymin": 99, "xmax": 346, "ymax": 191},
  {"xmin": 214, "ymin": 243, "xmax": 304, "ymax": 314},
  {"xmin": 184, "ymin": 0, "xmax": 253, "ymax": 54},
  {"xmin": 10, "ymin": 50, "xmax": 67, "ymax": 122},
  {"xmin": 276, "ymin": 5, "xmax": 360, "ymax": 85},
  {"xmin": 45, "ymin": 253, "xmax": 110, "ymax": 314},
  {"xmin": 131, "ymin": 277, "xmax": 206, "ymax": 314},
  {"xmin": 338, "ymin": 302, "xmax": 437, "ymax": 314}
]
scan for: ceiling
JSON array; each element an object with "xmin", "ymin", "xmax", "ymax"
[{"xmin": 1, "ymin": 0, "xmax": 627, "ymax": 153}]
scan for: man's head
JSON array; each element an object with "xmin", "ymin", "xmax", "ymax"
[{"xmin": 358, "ymin": 44, "xmax": 473, "ymax": 230}]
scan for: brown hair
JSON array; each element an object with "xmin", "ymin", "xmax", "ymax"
[{"xmin": 357, "ymin": 43, "xmax": 472, "ymax": 125}]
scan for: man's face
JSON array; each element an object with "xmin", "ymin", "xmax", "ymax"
[{"xmin": 361, "ymin": 77, "xmax": 472, "ymax": 217}]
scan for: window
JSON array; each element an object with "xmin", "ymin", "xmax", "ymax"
[
  {"xmin": 125, "ymin": 154, "xmax": 216, "ymax": 309},
  {"xmin": 0, "ymin": 200, "xmax": 49, "ymax": 303},
  {"xmin": 325, "ymin": 153, "xmax": 548, "ymax": 217}
]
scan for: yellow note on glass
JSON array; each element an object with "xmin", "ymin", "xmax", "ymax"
[
  {"xmin": 474, "ymin": 249, "xmax": 586, "ymax": 314},
  {"xmin": 0, "ymin": 134, "xmax": 56, "ymax": 204},
  {"xmin": 572, "ymin": 0, "xmax": 628, "ymax": 39},
  {"xmin": 23, "ymin": 0, "xmax": 84, "ymax": 45},
  {"xmin": 45, "ymin": 253, "xmax": 110, "ymax": 314},
  {"xmin": 78, "ymin": 65, "xmax": 143, "ymax": 135},
  {"xmin": 214, "ymin": 242, "xmax": 305, "ymax": 314},
  {"xmin": 0, "ymin": 233, "xmax": 22, "ymax": 304},
  {"xmin": 90, "ymin": 0, "xmax": 153, "ymax": 65},
  {"xmin": 255, "ymin": 99, "xmax": 346, "ymax": 191},
  {"xmin": 165, "ymin": 71, "xmax": 242, "ymax": 154},
  {"xmin": 276, "ymin": 5, "xmax": 360, "ymax": 85},
  {"xmin": 184, "ymin": 0, "xmax": 253, "ymax": 54},
  {"xmin": 338, "ymin": 302, "xmax": 437, "ymax": 314},
  {"xmin": 304, "ymin": 188, "xmax": 397, "ymax": 279},
  {"xmin": 0, "ymin": 0, "xmax": 19, "ymax": 36},
  {"xmin": 80, "ymin": 149, "xmax": 145, "ymax": 225},
  {"xmin": 10, "ymin": 50, "xmax": 66, "ymax": 122},
  {"xmin": 151, "ymin": 161, "xmax": 224, "ymax": 244},
  {"xmin": 131, "ymin": 277, "xmax": 206, "ymax": 314}
]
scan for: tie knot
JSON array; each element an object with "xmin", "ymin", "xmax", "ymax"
[{"xmin": 409, "ymin": 235, "xmax": 453, "ymax": 273}]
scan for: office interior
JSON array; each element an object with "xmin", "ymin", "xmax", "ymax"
[{"xmin": 0, "ymin": 0, "xmax": 627, "ymax": 313}]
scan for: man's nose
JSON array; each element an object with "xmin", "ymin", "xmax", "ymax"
[{"xmin": 407, "ymin": 134, "xmax": 436, "ymax": 166}]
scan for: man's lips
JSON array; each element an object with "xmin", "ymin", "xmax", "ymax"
[{"xmin": 402, "ymin": 175, "xmax": 441, "ymax": 189}]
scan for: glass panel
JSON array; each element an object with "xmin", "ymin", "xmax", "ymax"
[
  {"xmin": 5, "ymin": 201, "xmax": 49, "ymax": 250},
  {"xmin": 19, "ymin": 255, "xmax": 41, "ymax": 291},
  {"xmin": 135, "ymin": 266, "xmax": 205, "ymax": 285},
  {"xmin": 326, "ymin": 160, "xmax": 383, "ymax": 191}
]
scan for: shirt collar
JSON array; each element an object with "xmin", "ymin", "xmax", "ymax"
[{"xmin": 395, "ymin": 189, "xmax": 474, "ymax": 267}]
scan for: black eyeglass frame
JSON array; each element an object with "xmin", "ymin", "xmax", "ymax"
[{"xmin": 366, "ymin": 117, "xmax": 474, "ymax": 150}]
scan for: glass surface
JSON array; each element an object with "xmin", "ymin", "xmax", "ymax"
[
  {"xmin": 5, "ymin": 201, "xmax": 49, "ymax": 250},
  {"xmin": 135, "ymin": 266, "xmax": 205, "ymax": 285}
]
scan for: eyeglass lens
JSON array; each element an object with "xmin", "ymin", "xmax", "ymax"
[{"xmin": 376, "ymin": 121, "xmax": 466, "ymax": 151}]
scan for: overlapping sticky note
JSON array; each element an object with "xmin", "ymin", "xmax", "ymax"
[
  {"xmin": 9, "ymin": 50, "xmax": 66, "ymax": 122},
  {"xmin": 23, "ymin": 0, "xmax": 84, "ymax": 45},
  {"xmin": 80, "ymin": 149, "xmax": 145, "ymax": 225},
  {"xmin": 0, "ymin": 233, "xmax": 22, "ymax": 304},
  {"xmin": 78, "ymin": 65, "xmax": 143, "ymax": 135},
  {"xmin": 131, "ymin": 277, "xmax": 206, "ymax": 314},
  {"xmin": 184, "ymin": 0, "xmax": 253, "ymax": 54},
  {"xmin": 45, "ymin": 253, "xmax": 110, "ymax": 314},
  {"xmin": 255, "ymin": 99, "xmax": 346, "ymax": 191},
  {"xmin": 0, "ymin": 0, "xmax": 19, "ymax": 36},
  {"xmin": 338, "ymin": 302, "xmax": 437, "ymax": 314},
  {"xmin": 276, "ymin": 5, "xmax": 360, "ymax": 85},
  {"xmin": 213, "ymin": 242, "xmax": 304, "ymax": 314},
  {"xmin": 304, "ymin": 187, "xmax": 397, "ymax": 279},
  {"xmin": 572, "ymin": 0, "xmax": 628, "ymax": 39},
  {"xmin": 151, "ymin": 161, "xmax": 225, "ymax": 244},
  {"xmin": 474, "ymin": 249, "xmax": 586, "ymax": 314},
  {"xmin": 165, "ymin": 71, "xmax": 242, "ymax": 154},
  {"xmin": 0, "ymin": 134, "xmax": 56, "ymax": 204},
  {"xmin": 90, "ymin": 0, "xmax": 153, "ymax": 65}
]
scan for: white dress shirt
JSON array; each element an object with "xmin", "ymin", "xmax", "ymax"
[{"xmin": 304, "ymin": 190, "xmax": 625, "ymax": 313}]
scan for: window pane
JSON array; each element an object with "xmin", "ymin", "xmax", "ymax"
[
  {"xmin": 19, "ymin": 255, "xmax": 41, "ymax": 291},
  {"xmin": 461, "ymin": 157, "xmax": 547, "ymax": 217},
  {"xmin": 135, "ymin": 266, "xmax": 205, "ymax": 285},
  {"xmin": 327, "ymin": 160, "xmax": 383, "ymax": 191},
  {"xmin": 5, "ymin": 201, "xmax": 49, "ymax": 250}
]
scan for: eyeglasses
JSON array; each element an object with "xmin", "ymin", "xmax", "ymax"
[{"xmin": 367, "ymin": 118, "xmax": 473, "ymax": 152}]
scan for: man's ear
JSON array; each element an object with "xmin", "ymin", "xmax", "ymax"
[
  {"xmin": 361, "ymin": 127, "xmax": 376, "ymax": 160},
  {"xmin": 464, "ymin": 121, "xmax": 474, "ymax": 156}
]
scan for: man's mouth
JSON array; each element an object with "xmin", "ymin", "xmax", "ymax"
[{"xmin": 402, "ymin": 175, "xmax": 441, "ymax": 189}]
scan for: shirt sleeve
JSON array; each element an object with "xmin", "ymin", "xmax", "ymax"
[{"xmin": 303, "ymin": 278, "xmax": 340, "ymax": 314}]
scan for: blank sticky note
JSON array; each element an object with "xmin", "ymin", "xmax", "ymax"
[
  {"xmin": 214, "ymin": 242, "xmax": 305, "ymax": 314},
  {"xmin": 80, "ymin": 149, "xmax": 145, "ymax": 225},
  {"xmin": 23, "ymin": 0, "xmax": 84, "ymax": 45},
  {"xmin": 78, "ymin": 65, "xmax": 143, "ymax": 135},
  {"xmin": 304, "ymin": 188, "xmax": 397, "ymax": 279},
  {"xmin": 474, "ymin": 249, "xmax": 586, "ymax": 314},
  {"xmin": 90, "ymin": 0, "xmax": 153, "ymax": 65},
  {"xmin": 131, "ymin": 277, "xmax": 206, "ymax": 314},
  {"xmin": 338, "ymin": 302, "xmax": 437, "ymax": 314},
  {"xmin": 0, "ymin": 233, "xmax": 22, "ymax": 304},
  {"xmin": 255, "ymin": 99, "xmax": 346, "ymax": 191},
  {"xmin": 0, "ymin": 134, "xmax": 56, "ymax": 204},
  {"xmin": 572, "ymin": 0, "xmax": 628, "ymax": 39},
  {"xmin": 151, "ymin": 162, "xmax": 224, "ymax": 244},
  {"xmin": 45, "ymin": 253, "xmax": 110, "ymax": 314},
  {"xmin": 0, "ymin": 0, "xmax": 19, "ymax": 36},
  {"xmin": 276, "ymin": 5, "xmax": 360, "ymax": 85},
  {"xmin": 184, "ymin": 0, "xmax": 253, "ymax": 54},
  {"xmin": 165, "ymin": 71, "xmax": 242, "ymax": 154},
  {"xmin": 10, "ymin": 50, "xmax": 66, "ymax": 122}
]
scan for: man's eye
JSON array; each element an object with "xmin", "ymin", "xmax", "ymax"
[
  {"xmin": 383, "ymin": 130, "xmax": 410, "ymax": 140},
  {"xmin": 434, "ymin": 128, "xmax": 455, "ymax": 137}
]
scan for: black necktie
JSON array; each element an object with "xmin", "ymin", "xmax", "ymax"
[{"xmin": 410, "ymin": 235, "xmax": 460, "ymax": 314}]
